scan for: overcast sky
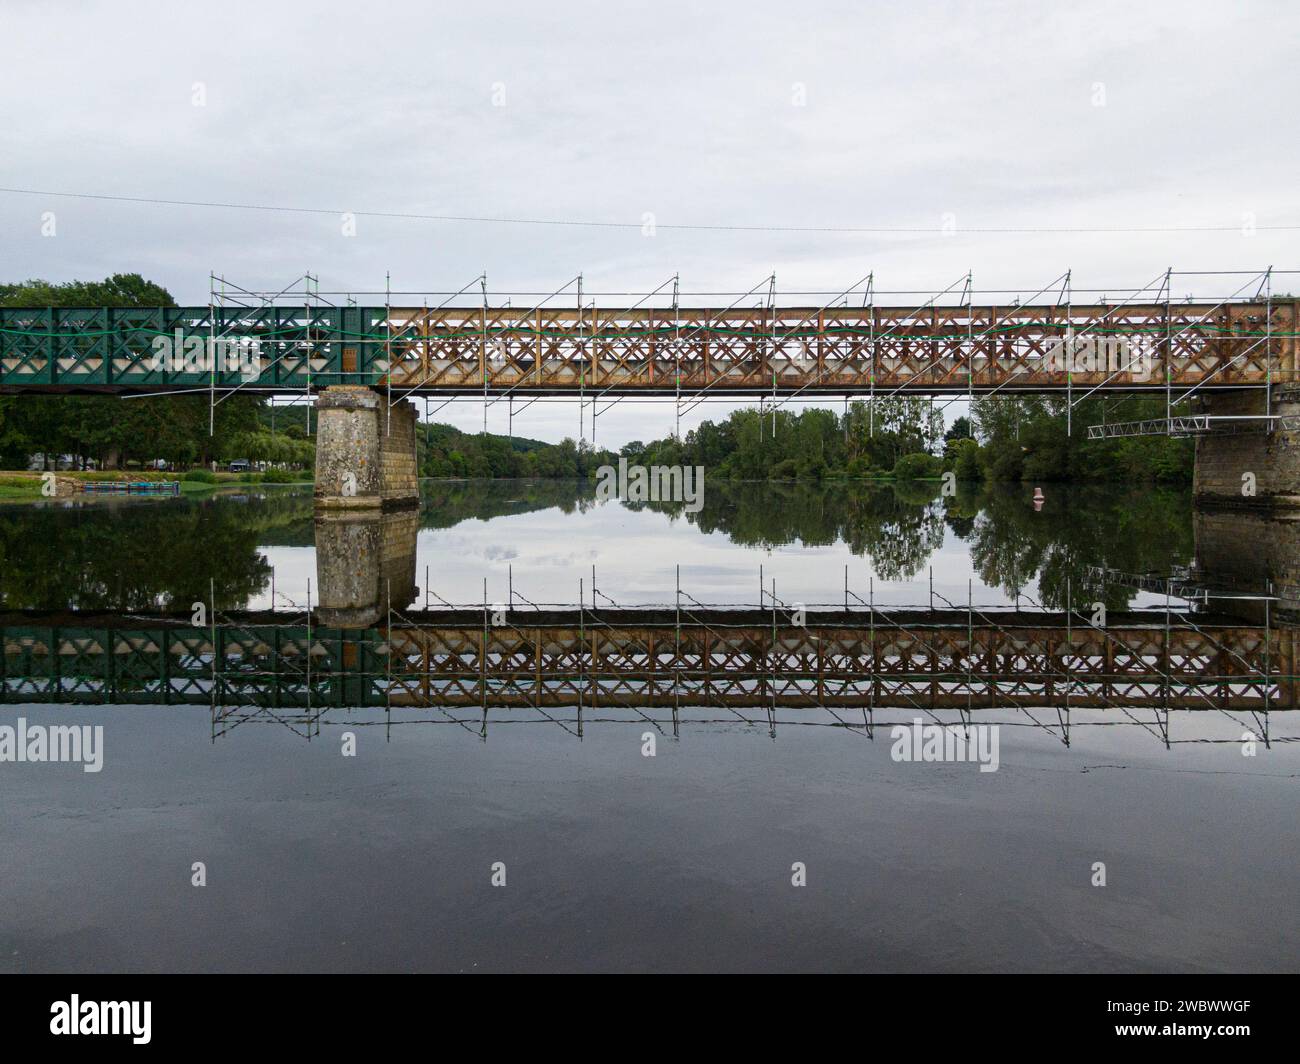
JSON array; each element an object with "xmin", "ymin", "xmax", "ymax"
[{"xmin": 2, "ymin": 0, "xmax": 1297, "ymax": 445}]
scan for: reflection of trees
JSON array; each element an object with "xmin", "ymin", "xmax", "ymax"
[
  {"xmin": 419, "ymin": 479, "xmax": 599, "ymax": 528},
  {"xmin": 0, "ymin": 478, "xmax": 1204, "ymax": 614},
  {"xmin": 411, "ymin": 479, "xmax": 1199, "ymax": 602},
  {"xmin": 415, "ymin": 479, "xmax": 1201, "ymax": 603},
  {"xmin": 0, "ymin": 490, "xmax": 314, "ymax": 611},
  {"xmin": 632, "ymin": 479, "xmax": 1195, "ymax": 593},
  {"xmin": 839, "ymin": 484, "xmax": 945, "ymax": 581},
  {"xmin": 641, "ymin": 481, "xmax": 945, "ymax": 581},
  {"xmin": 423, "ymin": 479, "xmax": 942, "ymax": 583},
  {"xmin": 942, "ymin": 484, "xmax": 980, "ymax": 539},
  {"xmin": 677, "ymin": 482, "xmax": 841, "ymax": 549},
  {"xmin": 966, "ymin": 484, "xmax": 1194, "ymax": 609}
]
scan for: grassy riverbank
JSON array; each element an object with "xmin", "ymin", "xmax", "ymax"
[{"xmin": 0, "ymin": 470, "xmax": 313, "ymax": 500}]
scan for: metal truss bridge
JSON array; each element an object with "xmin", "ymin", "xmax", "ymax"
[
  {"xmin": 4, "ymin": 608, "xmax": 1294, "ymax": 714},
  {"xmin": 0, "ymin": 298, "xmax": 1295, "ymax": 398}
]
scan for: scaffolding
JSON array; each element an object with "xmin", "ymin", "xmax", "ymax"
[{"xmin": 3, "ymin": 267, "xmax": 1297, "ymax": 448}]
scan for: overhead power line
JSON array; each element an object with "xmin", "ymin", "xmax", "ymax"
[{"xmin": 1, "ymin": 187, "xmax": 1296, "ymax": 235}]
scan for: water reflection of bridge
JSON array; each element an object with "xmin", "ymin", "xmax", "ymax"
[
  {"xmin": 2, "ymin": 607, "xmax": 1294, "ymax": 716},
  {"xmin": 3, "ymin": 495, "xmax": 1297, "ymax": 749},
  {"xmin": 4, "ymin": 501, "xmax": 1297, "ymax": 733},
  {"xmin": 213, "ymin": 705, "xmax": 1298, "ymax": 750}
]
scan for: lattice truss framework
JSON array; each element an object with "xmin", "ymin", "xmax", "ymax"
[
  {"xmin": 4, "ymin": 615, "xmax": 1294, "ymax": 712},
  {"xmin": 0, "ymin": 300, "xmax": 1294, "ymax": 394}
]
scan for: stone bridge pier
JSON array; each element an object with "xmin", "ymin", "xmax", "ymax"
[
  {"xmin": 1194, "ymin": 385, "xmax": 1300, "ymax": 510},
  {"xmin": 314, "ymin": 385, "xmax": 420, "ymax": 511}
]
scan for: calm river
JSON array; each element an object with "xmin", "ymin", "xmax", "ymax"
[{"xmin": 0, "ymin": 480, "xmax": 1295, "ymax": 972}]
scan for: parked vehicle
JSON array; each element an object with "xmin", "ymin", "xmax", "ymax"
[{"xmin": 227, "ymin": 459, "xmax": 251, "ymax": 473}]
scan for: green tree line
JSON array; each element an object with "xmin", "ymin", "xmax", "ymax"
[
  {"xmin": 620, "ymin": 395, "xmax": 1192, "ymax": 484},
  {"xmin": 414, "ymin": 391, "xmax": 1193, "ymax": 485},
  {"xmin": 419, "ymin": 422, "xmax": 614, "ymax": 479},
  {"xmin": 0, "ymin": 275, "xmax": 309, "ymax": 470},
  {"xmin": 956, "ymin": 394, "xmax": 1193, "ymax": 484}
]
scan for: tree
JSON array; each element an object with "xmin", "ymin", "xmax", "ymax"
[
  {"xmin": 0, "ymin": 275, "xmax": 264, "ymax": 469},
  {"xmin": 945, "ymin": 415, "xmax": 973, "ymax": 441}
]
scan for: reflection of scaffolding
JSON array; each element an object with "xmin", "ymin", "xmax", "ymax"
[
  {"xmin": 3, "ymin": 577, "xmax": 1294, "ymax": 757},
  {"xmin": 204, "ymin": 570, "xmax": 322, "ymax": 741},
  {"xmin": 202, "ymin": 703, "xmax": 1297, "ymax": 753},
  {"xmin": 4, "ymin": 607, "xmax": 1294, "ymax": 714},
  {"xmin": 1081, "ymin": 565, "xmax": 1282, "ymax": 605},
  {"xmin": 4, "ymin": 268, "xmax": 1293, "ymax": 458},
  {"xmin": 5, "ymin": 270, "xmax": 1296, "ymax": 403}
]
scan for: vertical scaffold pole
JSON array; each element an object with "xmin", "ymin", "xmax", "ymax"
[
  {"xmin": 306, "ymin": 576, "xmax": 312, "ymax": 721},
  {"xmin": 307, "ymin": 274, "xmax": 316, "ymax": 434},
  {"xmin": 482, "ymin": 578, "xmax": 489, "ymax": 725},
  {"xmin": 481, "ymin": 273, "xmax": 489, "ymax": 434},
  {"xmin": 303, "ymin": 283, "xmax": 311, "ymax": 443},
  {"xmin": 1065, "ymin": 574, "xmax": 1072, "ymax": 719},
  {"xmin": 867, "ymin": 274, "xmax": 876, "ymax": 438},
  {"xmin": 385, "ymin": 271, "xmax": 392, "ymax": 436},
  {"xmin": 577, "ymin": 273, "xmax": 584, "ymax": 443},
  {"xmin": 386, "ymin": 577, "xmax": 392, "ymax": 731},
  {"xmin": 967, "ymin": 578, "xmax": 973, "ymax": 722},
  {"xmin": 1265, "ymin": 265, "xmax": 1274, "ymax": 420},
  {"xmin": 768, "ymin": 273, "xmax": 777, "ymax": 438},
  {"xmin": 965, "ymin": 270, "xmax": 974, "ymax": 410},
  {"xmin": 674, "ymin": 564, "xmax": 681, "ymax": 723},
  {"xmin": 673, "ymin": 274, "xmax": 681, "ymax": 441},
  {"xmin": 1063, "ymin": 269, "xmax": 1072, "ymax": 436},
  {"xmin": 770, "ymin": 576, "xmax": 777, "ymax": 737},
  {"xmin": 1263, "ymin": 594, "xmax": 1272, "ymax": 725},
  {"xmin": 577, "ymin": 577, "xmax": 584, "ymax": 735},
  {"xmin": 208, "ymin": 272, "xmax": 216, "ymax": 438},
  {"xmin": 1163, "ymin": 266, "xmax": 1174, "ymax": 424},
  {"xmin": 209, "ymin": 575, "xmax": 217, "ymax": 713},
  {"xmin": 869, "ymin": 575, "xmax": 875, "ymax": 722}
]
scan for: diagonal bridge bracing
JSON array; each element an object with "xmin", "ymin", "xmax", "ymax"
[
  {"xmin": 1, "ymin": 299, "xmax": 1296, "ymax": 396},
  {"xmin": 4, "ymin": 609, "xmax": 1295, "ymax": 712}
]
